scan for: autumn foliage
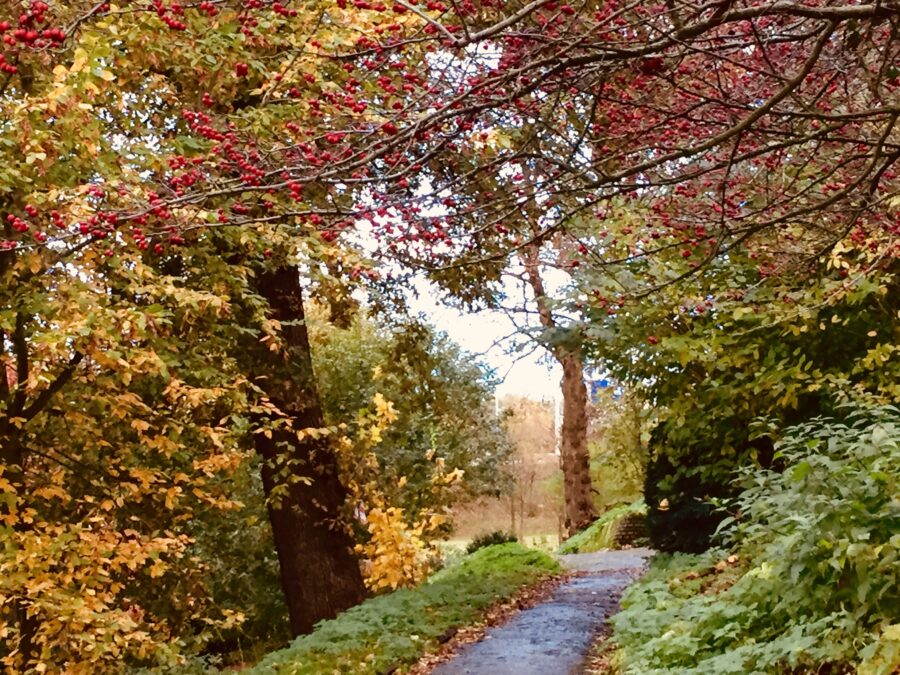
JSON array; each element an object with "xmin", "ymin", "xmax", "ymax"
[{"xmin": 0, "ymin": 0, "xmax": 897, "ymax": 671}]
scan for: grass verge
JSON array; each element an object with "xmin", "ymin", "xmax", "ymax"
[
  {"xmin": 249, "ymin": 543, "xmax": 560, "ymax": 674},
  {"xmin": 558, "ymin": 500, "xmax": 646, "ymax": 554}
]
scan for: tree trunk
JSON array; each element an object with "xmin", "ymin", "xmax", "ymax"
[
  {"xmin": 0, "ymin": 431, "xmax": 40, "ymax": 668},
  {"xmin": 558, "ymin": 351, "xmax": 597, "ymax": 535},
  {"xmin": 250, "ymin": 266, "xmax": 366, "ymax": 636},
  {"xmin": 1, "ymin": 238, "xmax": 40, "ymax": 666},
  {"xmin": 518, "ymin": 489, "xmax": 526, "ymax": 541},
  {"xmin": 520, "ymin": 245, "xmax": 597, "ymax": 537}
]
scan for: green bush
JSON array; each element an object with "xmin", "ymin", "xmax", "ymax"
[
  {"xmin": 250, "ymin": 543, "xmax": 560, "ymax": 674},
  {"xmin": 558, "ymin": 500, "xmax": 646, "ymax": 554},
  {"xmin": 611, "ymin": 405, "xmax": 900, "ymax": 674},
  {"xmin": 465, "ymin": 530, "xmax": 518, "ymax": 554},
  {"xmin": 643, "ymin": 421, "xmax": 777, "ymax": 554}
]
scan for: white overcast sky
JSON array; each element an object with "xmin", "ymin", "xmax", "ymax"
[
  {"xmin": 404, "ymin": 278, "xmax": 562, "ymax": 401},
  {"xmin": 355, "ymin": 216, "xmax": 564, "ymax": 400}
]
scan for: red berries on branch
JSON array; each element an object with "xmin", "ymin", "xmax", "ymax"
[
  {"xmin": 152, "ymin": 0, "xmax": 188, "ymax": 30},
  {"xmin": 272, "ymin": 3, "xmax": 298, "ymax": 17},
  {"xmin": 0, "ymin": 1, "xmax": 68, "ymax": 73}
]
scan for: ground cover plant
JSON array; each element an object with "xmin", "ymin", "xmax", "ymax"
[
  {"xmin": 250, "ymin": 543, "xmax": 560, "ymax": 674},
  {"xmin": 609, "ymin": 405, "xmax": 900, "ymax": 675}
]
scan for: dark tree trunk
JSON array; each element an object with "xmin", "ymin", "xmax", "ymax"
[
  {"xmin": 1, "ymin": 237, "xmax": 40, "ymax": 666},
  {"xmin": 250, "ymin": 265, "xmax": 366, "ymax": 636},
  {"xmin": 558, "ymin": 351, "xmax": 597, "ymax": 535},
  {"xmin": 0, "ymin": 432, "xmax": 39, "ymax": 668}
]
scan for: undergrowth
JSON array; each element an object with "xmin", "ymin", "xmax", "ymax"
[
  {"xmin": 248, "ymin": 543, "xmax": 560, "ymax": 674},
  {"xmin": 558, "ymin": 500, "xmax": 646, "ymax": 554},
  {"xmin": 465, "ymin": 530, "xmax": 517, "ymax": 554},
  {"xmin": 609, "ymin": 405, "xmax": 900, "ymax": 674}
]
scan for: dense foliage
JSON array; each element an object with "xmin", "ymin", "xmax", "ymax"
[
  {"xmin": 251, "ymin": 543, "xmax": 559, "ymax": 674},
  {"xmin": 1, "ymin": 217, "xmax": 263, "ymax": 667},
  {"xmin": 611, "ymin": 406, "xmax": 900, "ymax": 674},
  {"xmin": 0, "ymin": 0, "xmax": 897, "ymax": 670},
  {"xmin": 309, "ymin": 307, "xmax": 513, "ymax": 519},
  {"xmin": 579, "ymin": 218, "xmax": 898, "ymax": 550}
]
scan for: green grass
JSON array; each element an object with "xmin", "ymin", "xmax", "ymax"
[
  {"xmin": 558, "ymin": 500, "xmax": 646, "ymax": 554},
  {"xmin": 249, "ymin": 543, "xmax": 560, "ymax": 674}
]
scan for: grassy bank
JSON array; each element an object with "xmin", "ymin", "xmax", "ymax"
[
  {"xmin": 558, "ymin": 501, "xmax": 646, "ymax": 554},
  {"xmin": 249, "ymin": 543, "xmax": 560, "ymax": 674}
]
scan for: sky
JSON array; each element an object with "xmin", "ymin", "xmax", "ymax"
[
  {"xmin": 355, "ymin": 222, "xmax": 564, "ymax": 401},
  {"xmin": 405, "ymin": 280, "xmax": 561, "ymax": 401}
]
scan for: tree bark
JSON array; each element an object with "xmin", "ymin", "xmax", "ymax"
[
  {"xmin": 521, "ymin": 245, "xmax": 597, "ymax": 537},
  {"xmin": 0, "ymin": 239, "xmax": 40, "ymax": 667},
  {"xmin": 558, "ymin": 350, "xmax": 597, "ymax": 534},
  {"xmin": 518, "ymin": 489, "xmax": 526, "ymax": 541},
  {"xmin": 250, "ymin": 265, "xmax": 367, "ymax": 636}
]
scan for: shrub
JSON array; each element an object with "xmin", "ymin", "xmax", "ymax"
[
  {"xmin": 643, "ymin": 422, "xmax": 776, "ymax": 553},
  {"xmin": 611, "ymin": 405, "xmax": 900, "ymax": 674},
  {"xmin": 465, "ymin": 530, "xmax": 518, "ymax": 554}
]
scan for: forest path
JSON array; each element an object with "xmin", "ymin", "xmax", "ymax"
[{"xmin": 429, "ymin": 548, "xmax": 653, "ymax": 675}]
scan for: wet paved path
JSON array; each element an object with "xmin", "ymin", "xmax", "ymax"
[{"xmin": 431, "ymin": 548, "xmax": 653, "ymax": 675}]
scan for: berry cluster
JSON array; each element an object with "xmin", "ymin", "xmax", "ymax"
[
  {"xmin": 272, "ymin": 3, "xmax": 298, "ymax": 18},
  {"xmin": 0, "ymin": 2, "xmax": 68, "ymax": 74},
  {"xmin": 7, "ymin": 213, "xmax": 31, "ymax": 234},
  {"xmin": 197, "ymin": 1, "xmax": 218, "ymax": 17},
  {"xmin": 151, "ymin": 0, "xmax": 188, "ymax": 31}
]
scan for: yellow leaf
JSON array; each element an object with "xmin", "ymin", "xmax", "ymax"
[{"xmin": 71, "ymin": 48, "xmax": 89, "ymax": 74}]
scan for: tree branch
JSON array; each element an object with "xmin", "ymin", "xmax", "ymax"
[
  {"xmin": 21, "ymin": 352, "xmax": 85, "ymax": 423},
  {"xmin": 11, "ymin": 314, "xmax": 28, "ymax": 417}
]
